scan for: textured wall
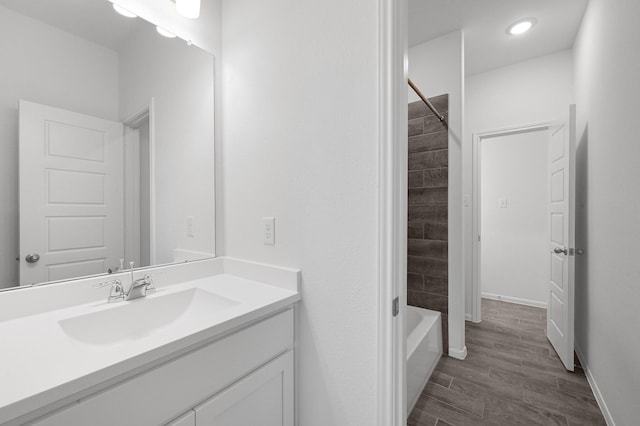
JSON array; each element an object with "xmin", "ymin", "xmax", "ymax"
[
  {"xmin": 407, "ymin": 94, "xmax": 449, "ymax": 352},
  {"xmin": 221, "ymin": 0, "xmax": 381, "ymax": 423},
  {"xmin": 573, "ymin": 0, "xmax": 640, "ymax": 423}
]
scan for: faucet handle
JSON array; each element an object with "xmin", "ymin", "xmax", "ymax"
[
  {"xmin": 94, "ymin": 278, "xmax": 121, "ymax": 288},
  {"xmin": 142, "ymin": 274, "xmax": 156, "ymax": 294},
  {"xmin": 94, "ymin": 279, "xmax": 125, "ymax": 303}
]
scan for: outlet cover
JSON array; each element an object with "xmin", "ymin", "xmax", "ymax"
[{"xmin": 262, "ymin": 217, "xmax": 275, "ymax": 245}]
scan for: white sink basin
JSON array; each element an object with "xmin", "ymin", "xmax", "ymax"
[{"xmin": 58, "ymin": 288, "xmax": 239, "ymax": 346}]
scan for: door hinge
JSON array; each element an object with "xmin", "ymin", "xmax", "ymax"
[
  {"xmin": 392, "ymin": 297, "xmax": 399, "ymax": 317},
  {"xmin": 477, "ymin": 234, "xmax": 481, "ymax": 242}
]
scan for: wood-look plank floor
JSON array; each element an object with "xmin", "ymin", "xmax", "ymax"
[{"xmin": 408, "ymin": 299, "xmax": 607, "ymax": 426}]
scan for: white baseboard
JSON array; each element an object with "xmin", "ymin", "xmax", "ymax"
[
  {"xmin": 466, "ymin": 312, "xmax": 481, "ymax": 323},
  {"xmin": 574, "ymin": 346, "xmax": 616, "ymax": 426},
  {"xmin": 481, "ymin": 292, "xmax": 547, "ymax": 309},
  {"xmin": 448, "ymin": 346, "xmax": 467, "ymax": 360}
]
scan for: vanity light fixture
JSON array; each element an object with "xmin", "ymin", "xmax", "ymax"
[
  {"xmin": 112, "ymin": 3, "xmax": 137, "ymax": 18},
  {"xmin": 156, "ymin": 26, "xmax": 177, "ymax": 38},
  {"xmin": 175, "ymin": 0, "xmax": 201, "ymax": 19},
  {"xmin": 507, "ymin": 18, "xmax": 537, "ymax": 36}
]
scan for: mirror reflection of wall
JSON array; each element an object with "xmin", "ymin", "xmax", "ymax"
[{"xmin": 0, "ymin": 0, "xmax": 215, "ymax": 290}]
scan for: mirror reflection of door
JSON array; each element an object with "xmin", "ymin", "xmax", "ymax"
[
  {"xmin": 123, "ymin": 107, "xmax": 152, "ymax": 270},
  {"xmin": 19, "ymin": 100, "xmax": 124, "ymax": 285}
]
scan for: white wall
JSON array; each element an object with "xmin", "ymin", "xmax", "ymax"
[
  {"xmin": 408, "ymin": 31, "xmax": 466, "ymax": 356},
  {"xmin": 119, "ymin": 23, "xmax": 215, "ymax": 264},
  {"xmin": 466, "ymin": 50, "xmax": 574, "ymax": 132},
  {"xmin": 221, "ymin": 0, "xmax": 380, "ymax": 424},
  {"xmin": 480, "ymin": 130, "xmax": 548, "ymax": 306},
  {"xmin": 573, "ymin": 0, "xmax": 640, "ymax": 423},
  {"xmin": 0, "ymin": 5, "xmax": 119, "ymax": 288},
  {"xmin": 464, "ymin": 50, "xmax": 575, "ymax": 315}
]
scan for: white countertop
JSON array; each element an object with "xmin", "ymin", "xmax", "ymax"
[{"xmin": 0, "ymin": 258, "xmax": 300, "ymax": 425}]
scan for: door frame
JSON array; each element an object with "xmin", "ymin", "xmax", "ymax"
[
  {"xmin": 471, "ymin": 121, "xmax": 552, "ymax": 322},
  {"xmin": 378, "ymin": 0, "xmax": 408, "ymax": 424},
  {"xmin": 123, "ymin": 99, "xmax": 157, "ymax": 267}
]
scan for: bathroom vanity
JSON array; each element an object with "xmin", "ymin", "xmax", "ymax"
[
  {"xmin": 0, "ymin": 2, "xmax": 301, "ymax": 424},
  {"xmin": 0, "ymin": 258, "xmax": 300, "ymax": 426}
]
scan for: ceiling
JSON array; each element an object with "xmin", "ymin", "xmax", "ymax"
[
  {"xmin": 409, "ymin": 0, "xmax": 589, "ymax": 76},
  {"xmin": 1, "ymin": 0, "xmax": 588, "ymax": 74},
  {"xmin": 0, "ymin": 0, "xmax": 145, "ymax": 51}
]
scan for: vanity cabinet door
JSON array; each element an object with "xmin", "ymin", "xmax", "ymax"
[
  {"xmin": 166, "ymin": 410, "xmax": 196, "ymax": 426},
  {"xmin": 194, "ymin": 351, "xmax": 293, "ymax": 426}
]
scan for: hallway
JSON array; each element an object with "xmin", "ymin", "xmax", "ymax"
[{"xmin": 408, "ymin": 299, "xmax": 606, "ymax": 425}]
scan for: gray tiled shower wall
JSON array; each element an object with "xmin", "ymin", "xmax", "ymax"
[{"xmin": 407, "ymin": 94, "xmax": 449, "ymax": 353}]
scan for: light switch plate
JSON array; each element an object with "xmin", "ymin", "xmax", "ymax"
[
  {"xmin": 187, "ymin": 216, "xmax": 195, "ymax": 237},
  {"xmin": 263, "ymin": 217, "xmax": 275, "ymax": 245}
]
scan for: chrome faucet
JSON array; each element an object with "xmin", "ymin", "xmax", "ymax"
[
  {"xmin": 95, "ymin": 274, "xmax": 156, "ymax": 303},
  {"xmin": 126, "ymin": 274, "xmax": 156, "ymax": 300}
]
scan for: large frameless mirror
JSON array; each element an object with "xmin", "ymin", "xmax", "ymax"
[{"xmin": 0, "ymin": 0, "xmax": 215, "ymax": 290}]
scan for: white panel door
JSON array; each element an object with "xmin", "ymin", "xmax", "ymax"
[
  {"xmin": 19, "ymin": 100, "xmax": 124, "ymax": 285},
  {"xmin": 547, "ymin": 104, "xmax": 576, "ymax": 371},
  {"xmin": 194, "ymin": 351, "xmax": 294, "ymax": 426}
]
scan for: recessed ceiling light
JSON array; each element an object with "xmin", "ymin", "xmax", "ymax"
[
  {"xmin": 507, "ymin": 18, "xmax": 537, "ymax": 36},
  {"xmin": 156, "ymin": 26, "xmax": 177, "ymax": 38},
  {"xmin": 112, "ymin": 4, "xmax": 137, "ymax": 18}
]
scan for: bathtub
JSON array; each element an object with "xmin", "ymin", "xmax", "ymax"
[{"xmin": 406, "ymin": 306, "xmax": 442, "ymax": 415}]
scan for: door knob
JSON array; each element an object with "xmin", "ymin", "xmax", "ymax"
[
  {"xmin": 553, "ymin": 248, "xmax": 568, "ymax": 255},
  {"xmin": 25, "ymin": 253, "xmax": 40, "ymax": 263}
]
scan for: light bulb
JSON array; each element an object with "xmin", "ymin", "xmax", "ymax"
[
  {"xmin": 176, "ymin": 0, "xmax": 201, "ymax": 19},
  {"xmin": 156, "ymin": 26, "xmax": 177, "ymax": 38},
  {"xmin": 112, "ymin": 3, "xmax": 137, "ymax": 18}
]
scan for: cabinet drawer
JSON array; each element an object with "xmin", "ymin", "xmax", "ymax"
[
  {"xmin": 194, "ymin": 351, "xmax": 293, "ymax": 426},
  {"xmin": 31, "ymin": 309, "xmax": 293, "ymax": 426}
]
